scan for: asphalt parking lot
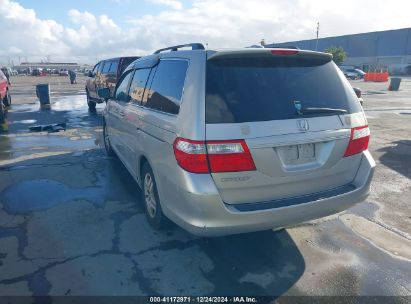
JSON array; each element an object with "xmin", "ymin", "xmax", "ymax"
[{"xmin": 0, "ymin": 75, "xmax": 410, "ymax": 300}]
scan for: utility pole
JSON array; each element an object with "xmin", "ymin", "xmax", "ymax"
[
  {"xmin": 260, "ymin": 39, "xmax": 266, "ymax": 47},
  {"xmin": 315, "ymin": 22, "xmax": 320, "ymax": 51}
]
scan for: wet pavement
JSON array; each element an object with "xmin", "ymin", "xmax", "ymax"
[{"xmin": 0, "ymin": 75, "xmax": 410, "ymax": 300}]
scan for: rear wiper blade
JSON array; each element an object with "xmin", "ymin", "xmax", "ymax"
[{"xmin": 299, "ymin": 107, "xmax": 347, "ymax": 115}]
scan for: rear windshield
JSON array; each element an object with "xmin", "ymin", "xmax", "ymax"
[
  {"xmin": 206, "ymin": 57, "xmax": 361, "ymax": 124},
  {"xmin": 119, "ymin": 57, "xmax": 140, "ymax": 75}
]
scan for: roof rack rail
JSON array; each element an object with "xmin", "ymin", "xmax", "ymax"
[{"xmin": 153, "ymin": 43, "xmax": 205, "ymax": 54}]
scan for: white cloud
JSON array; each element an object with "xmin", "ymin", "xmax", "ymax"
[
  {"xmin": 146, "ymin": 0, "xmax": 183, "ymax": 10},
  {"xmin": 0, "ymin": 0, "xmax": 411, "ymax": 64}
]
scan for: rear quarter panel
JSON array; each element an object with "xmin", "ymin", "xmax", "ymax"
[{"xmin": 174, "ymin": 51, "xmax": 207, "ymax": 140}]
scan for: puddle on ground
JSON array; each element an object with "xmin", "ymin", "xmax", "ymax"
[
  {"xmin": 8, "ymin": 104, "xmax": 39, "ymax": 113},
  {"xmin": 4, "ymin": 94, "xmax": 103, "ymax": 135},
  {"xmin": 363, "ymin": 91, "xmax": 387, "ymax": 95},
  {"xmin": 0, "ymin": 162, "xmax": 142, "ymax": 214},
  {"xmin": 10, "ymin": 95, "xmax": 91, "ymax": 113},
  {"xmin": 0, "ymin": 135, "xmax": 98, "ymax": 161},
  {"xmin": 0, "ymin": 179, "xmax": 104, "ymax": 214},
  {"xmin": 7, "ymin": 135, "xmax": 97, "ymax": 149},
  {"xmin": 9, "ymin": 94, "xmax": 104, "ymax": 115},
  {"xmin": 51, "ymin": 95, "xmax": 89, "ymax": 111},
  {"xmin": 340, "ymin": 214, "xmax": 411, "ymax": 261},
  {"xmin": 12, "ymin": 119, "xmax": 37, "ymax": 124}
]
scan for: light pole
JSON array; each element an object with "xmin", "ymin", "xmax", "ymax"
[{"xmin": 315, "ymin": 22, "xmax": 320, "ymax": 51}]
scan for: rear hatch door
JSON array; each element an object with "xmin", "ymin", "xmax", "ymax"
[{"xmin": 205, "ymin": 49, "xmax": 364, "ymax": 205}]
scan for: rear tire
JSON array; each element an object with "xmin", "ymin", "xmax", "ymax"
[
  {"xmin": 3, "ymin": 90, "xmax": 11, "ymax": 107},
  {"xmin": 86, "ymin": 91, "xmax": 96, "ymax": 109},
  {"xmin": 142, "ymin": 162, "xmax": 166, "ymax": 230}
]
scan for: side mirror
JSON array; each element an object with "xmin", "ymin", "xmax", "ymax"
[
  {"xmin": 353, "ymin": 87, "xmax": 362, "ymax": 98},
  {"xmin": 98, "ymin": 88, "xmax": 110, "ymax": 101},
  {"xmin": 88, "ymin": 71, "xmax": 94, "ymax": 77}
]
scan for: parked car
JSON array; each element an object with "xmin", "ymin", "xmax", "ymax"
[
  {"xmin": 100, "ymin": 44, "xmax": 375, "ymax": 236},
  {"xmin": 0, "ymin": 69, "xmax": 11, "ymax": 128},
  {"xmin": 86, "ymin": 56, "xmax": 140, "ymax": 109},
  {"xmin": 1, "ymin": 67, "xmax": 11, "ymax": 84},
  {"xmin": 32, "ymin": 68, "xmax": 42, "ymax": 76},
  {"xmin": 59, "ymin": 69, "xmax": 69, "ymax": 76},
  {"xmin": 0, "ymin": 69, "xmax": 11, "ymax": 107},
  {"xmin": 341, "ymin": 67, "xmax": 366, "ymax": 80}
]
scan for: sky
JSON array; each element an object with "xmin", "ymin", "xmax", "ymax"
[{"xmin": 1, "ymin": 0, "xmax": 411, "ymax": 65}]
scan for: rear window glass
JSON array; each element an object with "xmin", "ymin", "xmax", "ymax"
[
  {"xmin": 206, "ymin": 57, "xmax": 361, "ymax": 124},
  {"xmin": 120, "ymin": 57, "xmax": 139, "ymax": 74}
]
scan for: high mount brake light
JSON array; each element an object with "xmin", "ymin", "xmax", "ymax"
[
  {"xmin": 271, "ymin": 49, "xmax": 299, "ymax": 56},
  {"xmin": 173, "ymin": 138, "xmax": 256, "ymax": 173}
]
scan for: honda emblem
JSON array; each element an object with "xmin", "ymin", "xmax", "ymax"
[{"xmin": 297, "ymin": 119, "xmax": 309, "ymax": 132}]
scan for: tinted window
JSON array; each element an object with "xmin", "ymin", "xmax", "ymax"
[
  {"xmin": 92, "ymin": 63, "xmax": 99, "ymax": 73},
  {"xmin": 144, "ymin": 60, "xmax": 188, "ymax": 114},
  {"xmin": 206, "ymin": 57, "xmax": 361, "ymax": 124},
  {"xmin": 102, "ymin": 61, "xmax": 112, "ymax": 73},
  {"xmin": 98, "ymin": 62, "xmax": 105, "ymax": 73},
  {"xmin": 109, "ymin": 60, "xmax": 119, "ymax": 73},
  {"xmin": 114, "ymin": 71, "xmax": 133, "ymax": 102},
  {"xmin": 129, "ymin": 69, "xmax": 151, "ymax": 104},
  {"xmin": 0, "ymin": 70, "xmax": 5, "ymax": 80},
  {"xmin": 119, "ymin": 57, "xmax": 139, "ymax": 74}
]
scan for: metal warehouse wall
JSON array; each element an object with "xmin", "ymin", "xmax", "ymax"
[{"xmin": 268, "ymin": 28, "xmax": 411, "ymax": 57}]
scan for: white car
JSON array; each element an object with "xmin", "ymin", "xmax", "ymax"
[
  {"xmin": 59, "ymin": 69, "xmax": 69, "ymax": 76},
  {"xmin": 341, "ymin": 68, "xmax": 365, "ymax": 80}
]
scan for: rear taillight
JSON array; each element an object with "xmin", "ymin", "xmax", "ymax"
[
  {"xmin": 344, "ymin": 126, "xmax": 370, "ymax": 157},
  {"xmin": 173, "ymin": 138, "xmax": 256, "ymax": 173},
  {"xmin": 173, "ymin": 138, "xmax": 209, "ymax": 173},
  {"xmin": 207, "ymin": 140, "xmax": 256, "ymax": 173},
  {"xmin": 271, "ymin": 49, "xmax": 299, "ymax": 56}
]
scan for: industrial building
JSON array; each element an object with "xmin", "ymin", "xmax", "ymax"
[
  {"xmin": 13, "ymin": 62, "xmax": 80, "ymax": 72},
  {"xmin": 267, "ymin": 27, "xmax": 411, "ymax": 74}
]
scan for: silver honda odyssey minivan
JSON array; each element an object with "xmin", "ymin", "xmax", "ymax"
[{"xmin": 100, "ymin": 43, "xmax": 375, "ymax": 236}]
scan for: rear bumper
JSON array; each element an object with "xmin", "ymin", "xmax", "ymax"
[{"xmin": 162, "ymin": 151, "xmax": 375, "ymax": 237}]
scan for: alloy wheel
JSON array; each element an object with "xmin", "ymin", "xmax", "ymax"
[{"xmin": 144, "ymin": 173, "xmax": 157, "ymax": 218}]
